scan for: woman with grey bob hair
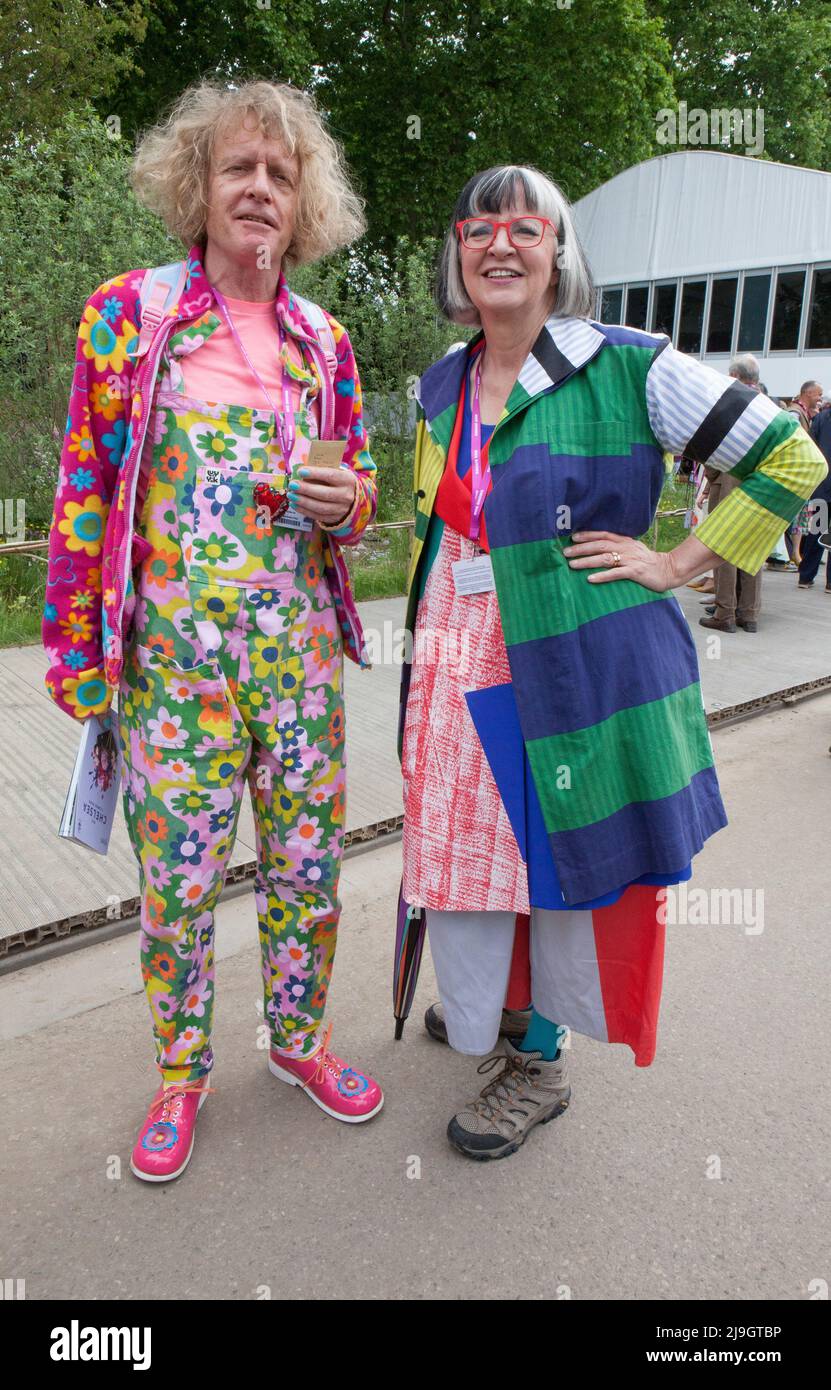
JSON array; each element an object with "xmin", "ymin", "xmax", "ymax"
[
  {"xmin": 435, "ymin": 164, "xmax": 595, "ymax": 324},
  {"xmin": 399, "ymin": 163, "xmax": 826, "ymax": 1161}
]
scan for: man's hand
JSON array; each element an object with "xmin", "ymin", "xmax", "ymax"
[{"xmin": 287, "ymin": 466, "xmax": 357, "ymax": 527}]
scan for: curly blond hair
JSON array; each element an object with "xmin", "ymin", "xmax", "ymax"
[{"xmin": 130, "ymin": 80, "xmax": 366, "ymax": 266}]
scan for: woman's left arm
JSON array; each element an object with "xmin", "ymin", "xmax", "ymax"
[
  {"xmin": 291, "ymin": 315, "xmax": 378, "ymax": 544},
  {"xmin": 565, "ymin": 340, "xmax": 828, "ymax": 590}
]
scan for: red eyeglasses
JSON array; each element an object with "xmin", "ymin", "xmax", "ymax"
[{"xmin": 456, "ymin": 215, "xmax": 558, "ymax": 249}]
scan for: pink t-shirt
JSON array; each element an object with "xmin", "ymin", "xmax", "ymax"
[{"xmin": 180, "ymin": 295, "xmax": 319, "ymax": 427}]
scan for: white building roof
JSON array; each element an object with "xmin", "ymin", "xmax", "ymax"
[{"xmin": 572, "ymin": 151, "xmax": 831, "ymax": 284}]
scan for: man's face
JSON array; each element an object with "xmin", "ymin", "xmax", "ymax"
[
  {"xmin": 804, "ymin": 384, "xmax": 823, "ymax": 414},
  {"xmin": 205, "ymin": 119, "xmax": 300, "ymax": 273}
]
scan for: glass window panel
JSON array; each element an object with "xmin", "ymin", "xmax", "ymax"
[
  {"xmin": 678, "ymin": 280, "xmax": 707, "ymax": 354},
  {"xmin": 706, "ymin": 277, "xmax": 738, "ymax": 354},
  {"xmin": 651, "ymin": 283, "xmax": 677, "ymax": 338},
  {"xmin": 807, "ymin": 268, "xmax": 831, "ymax": 350},
  {"xmin": 737, "ymin": 274, "xmax": 771, "ymax": 352},
  {"xmin": 626, "ymin": 285, "xmax": 649, "ymax": 330},
  {"xmin": 770, "ymin": 270, "xmax": 806, "ymax": 351},
  {"xmin": 599, "ymin": 287, "xmax": 622, "ymax": 324}
]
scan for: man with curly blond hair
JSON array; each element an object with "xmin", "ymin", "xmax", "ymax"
[{"xmin": 43, "ymin": 81, "xmax": 383, "ymax": 1183}]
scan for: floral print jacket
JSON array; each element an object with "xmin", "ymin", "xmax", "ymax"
[{"xmin": 42, "ymin": 245, "xmax": 377, "ymax": 721}]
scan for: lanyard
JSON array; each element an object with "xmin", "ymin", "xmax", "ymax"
[
  {"xmin": 469, "ymin": 350, "xmax": 493, "ymax": 540},
  {"xmin": 211, "ymin": 286, "xmax": 299, "ymax": 468}
]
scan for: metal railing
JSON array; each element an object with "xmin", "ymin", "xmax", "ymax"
[{"xmin": 0, "ymin": 508, "xmax": 693, "ymax": 558}]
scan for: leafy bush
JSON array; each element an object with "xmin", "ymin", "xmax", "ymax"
[{"xmin": 0, "ymin": 105, "xmax": 179, "ymax": 530}]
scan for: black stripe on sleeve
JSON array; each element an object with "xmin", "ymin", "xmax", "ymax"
[{"xmin": 685, "ymin": 379, "xmax": 757, "ymax": 462}]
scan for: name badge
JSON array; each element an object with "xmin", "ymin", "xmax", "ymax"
[
  {"xmin": 278, "ymin": 503, "xmax": 313, "ymax": 533},
  {"xmin": 452, "ymin": 554, "xmax": 495, "ymax": 595}
]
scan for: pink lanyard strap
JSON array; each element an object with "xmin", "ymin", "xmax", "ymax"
[
  {"xmin": 211, "ymin": 287, "xmax": 298, "ymax": 468},
  {"xmin": 469, "ymin": 351, "xmax": 492, "ymax": 540}
]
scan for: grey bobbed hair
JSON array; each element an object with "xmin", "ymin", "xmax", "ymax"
[{"xmin": 435, "ymin": 165, "xmax": 595, "ymax": 326}]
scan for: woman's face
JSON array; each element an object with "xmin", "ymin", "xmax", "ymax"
[
  {"xmin": 459, "ymin": 198, "xmax": 560, "ymax": 326},
  {"xmin": 205, "ymin": 118, "xmax": 300, "ymax": 274}
]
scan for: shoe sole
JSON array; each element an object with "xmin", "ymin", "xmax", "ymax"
[
  {"xmin": 447, "ymin": 1089, "xmax": 571, "ymax": 1161},
  {"xmin": 268, "ymin": 1056, "xmax": 384, "ymax": 1123},
  {"xmin": 129, "ymin": 1086, "xmax": 210, "ymax": 1184}
]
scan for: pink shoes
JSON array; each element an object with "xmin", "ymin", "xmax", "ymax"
[
  {"xmin": 130, "ymin": 1027, "xmax": 381, "ymax": 1184},
  {"xmin": 268, "ymin": 1025, "xmax": 384, "ymax": 1123},
  {"xmin": 130, "ymin": 1076, "xmax": 214, "ymax": 1182}
]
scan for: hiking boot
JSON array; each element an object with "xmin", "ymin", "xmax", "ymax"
[
  {"xmin": 737, "ymin": 619, "xmax": 758, "ymax": 632},
  {"xmin": 269, "ymin": 1024, "xmax": 383, "ymax": 1123},
  {"xmin": 446, "ymin": 1039, "xmax": 571, "ymax": 1161},
  {"xmin": 130, "ymin": 1076, "xmax": 214, "ymax": 1183},
  {"xmin": 424, "ymin": 1001, "xmax": 532, "ymax": 1046}
]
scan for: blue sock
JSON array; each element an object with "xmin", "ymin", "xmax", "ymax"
[{"xmin": 517, "ymin": 1008, "xmax": 562, "ymax": 1061}]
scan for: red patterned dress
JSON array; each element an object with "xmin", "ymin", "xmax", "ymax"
[{"xmin": 401, "ymin": 356, "xmax": 530, "ymax": 911}]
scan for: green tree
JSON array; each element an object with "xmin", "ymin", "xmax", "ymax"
[
  {"xmin": 0, "ymin": 0, "xmax": 147, "ymax": 144},
  {"xmin": 0, "ymin": 106, "xmax": 178, "ymax": 525},
  {"xmin": 315, "ymin": 0, "xmax": 674, "ymax": 253},
  {"xmin": 648, "ymin": 0, "xmax": 831, "ymax": 168},
  {"xmin": 100, "ymin": 0, "xmax": 317, "ymax": 140}
]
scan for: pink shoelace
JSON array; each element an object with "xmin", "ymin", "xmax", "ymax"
[
  {"xmin": 146, "ymin": 1077, "xmax": 216, "ymax": 1125},
  {"xmin": 308, "ymin": 1024, "xmax": 343, "ymax": 1088}
]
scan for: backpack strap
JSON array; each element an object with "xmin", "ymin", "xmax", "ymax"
[
  {"xmin": 292, "ymin": 291, "xmax": 338, "ymax": 379},
  {"xmin": 133, "ymin": 260, "xmax": 190, "ymax": 359},
  {"xmin": 291, "ymin": 291, "xmax": 340, "ymax": 438}
]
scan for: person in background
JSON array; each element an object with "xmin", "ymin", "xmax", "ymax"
[
  {"xmin": 798, "ymin": 405, "xmax": 831, "ymax": 593},
  {"xmin": 787, "ymin": 382, "xmax": 824, "ymax": 566},
  {"xmin": 700, "ymin": 354, "xmax": 764, "ymax": 634},
  {"xmin": 788, "ymin": 380, "xmax": 823, "ymax": 432}
]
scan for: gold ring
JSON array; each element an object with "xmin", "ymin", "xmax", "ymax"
[{"xmin": 606, "ymin": 551, "xmax": 622, "ymax": 567}]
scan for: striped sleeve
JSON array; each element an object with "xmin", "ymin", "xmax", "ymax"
[
  {"xmin": 645, "ymin": 341, "xmax": 828, "ymax": 573},
  {"xmin": 407, "ymin": 397, "xmax": 447, "ymax": 593}
]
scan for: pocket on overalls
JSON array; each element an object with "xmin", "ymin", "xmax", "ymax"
[
  {"xmin": 121, "ymin": 642, "xmax": 237, "ymax": 752},
  {"xmin": 189, "ymin": 463, "xmax": 292, "ymax": 588}
]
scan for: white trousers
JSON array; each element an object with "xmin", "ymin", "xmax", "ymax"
[{"xmin": 425, "ymin": 906, "xmax": 573, "ymax": 1056}]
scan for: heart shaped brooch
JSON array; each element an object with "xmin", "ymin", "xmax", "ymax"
[{"xmin": 253, "ymin": 481, "xmax": 290, "ymax": 521}]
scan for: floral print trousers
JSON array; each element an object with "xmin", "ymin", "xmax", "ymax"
[{"xmin": 117, "ymin": 366, "xmax": 346, "ymax": 1083}]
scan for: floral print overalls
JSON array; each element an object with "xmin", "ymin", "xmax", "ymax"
[{"xmin": 117, "ymin": 318, "xmax": 346, "ymax": 1084}]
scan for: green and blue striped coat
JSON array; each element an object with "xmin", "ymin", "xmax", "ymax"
[{"xmin": 398, "ymin": 317, "xmax": 827, "ymax": 905}]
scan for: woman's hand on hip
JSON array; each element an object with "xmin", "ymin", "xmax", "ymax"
[
  {"xmin": 288, "ymin": 466, "xmax": 357, "ymax": 526},
  {"xmin": 563, "ymin": 530, "xmax": 676, "ymax": 592}
]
